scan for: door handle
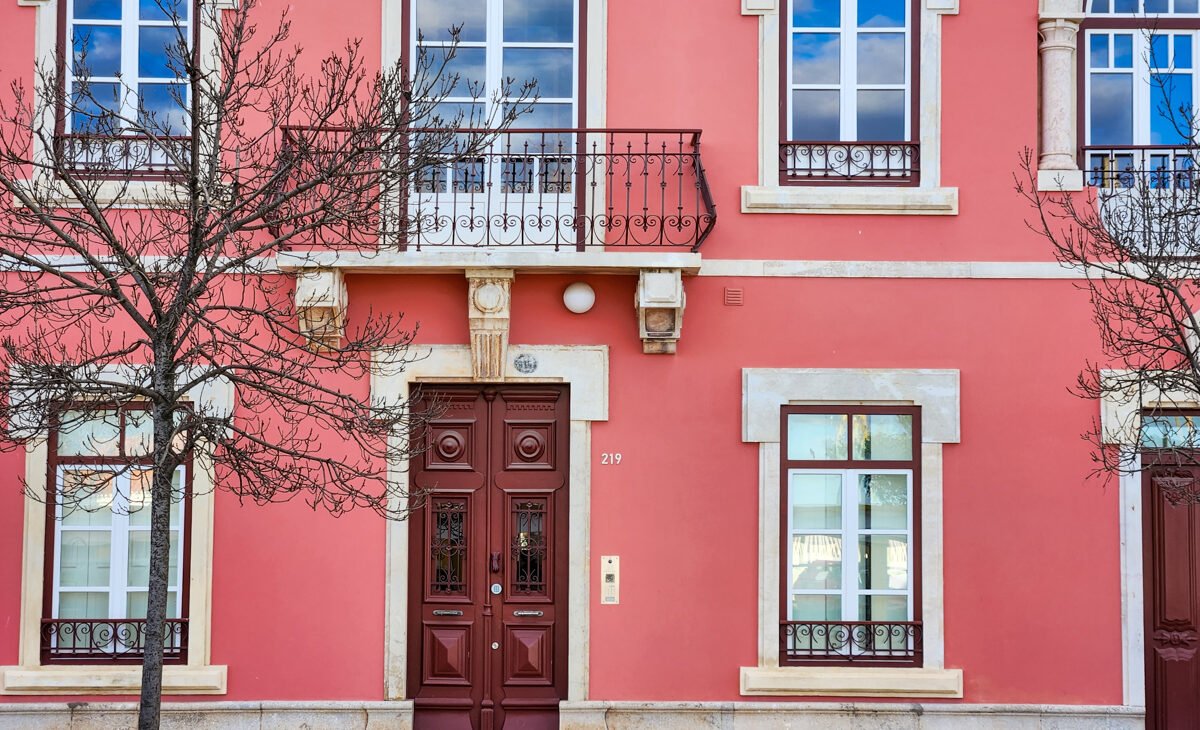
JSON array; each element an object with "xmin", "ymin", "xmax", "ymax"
[
  {"xmin": 490, "ymin": 551, "xmax": 501, "ymax": 573},
  {"xmin": 432, "ymin": 610, "xmax": 464, "ymax": 617},
  {"xmin": 513, "ymin": 610, "xmax": 544, "ymax": 617}
]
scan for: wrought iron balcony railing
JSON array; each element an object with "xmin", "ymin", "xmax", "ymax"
[
  {"xmin": 781, "ymin": 620, "xmax": 922, "ymax": 666},
  {"xmin": 53, "ymin": 133, "xmax": 191, "ymax": 180},
  {"xmin": 780, "ymin": 141, "xmax": 920, "ymax": 186},
  {"xmin": 41, "ymin": 618, "xmax": 188, "ymax": 664},
  {"xmin": 273, "ymin": 127, "xmax": 716, "ymax": 251},
  {"xmin": 1084, "ymin": 145, "xmax": 1198, "ymax": 190}
]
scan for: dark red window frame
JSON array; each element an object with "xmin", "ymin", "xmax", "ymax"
[
  {"xmin": 42, "ymin": 402, "xmax": 193, "ymax": 665},
  {"xmin": 777, "ymin": 0, "xmax": 921, "ymax": 187},
  {"xmin": 778, "ymin": 404, "xmax": 923, "ymax": 667}
]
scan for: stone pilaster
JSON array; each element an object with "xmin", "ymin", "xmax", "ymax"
[
  {"xmin": 295, "ymin": 269, "xmax": 347, "ymax": 349},
  {"xmin": 1038, "ymin": 0, "xmax": 1087, "ymax": 191},
  {"xmin": 635, "ymin": 269, "xmax": 686, "ymax": 355},
  {"xmin": 466, "ymin": 269, "xmax": 514, "ymax": 381}
]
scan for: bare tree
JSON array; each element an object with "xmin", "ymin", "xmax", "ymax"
[
  {"xmin": 1018, "ymin": 79, "xmax": 1200, "ymax": 498},
  {"xmin": 0, "ymin": 1, "xmax": 532, "ymax": 727}
]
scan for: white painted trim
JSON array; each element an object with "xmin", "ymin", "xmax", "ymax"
[
  {"xmin": 741, "ymin": 185, "xmax": 959, "ymax": 215},
  {"xmin": 698, "ymin": 259, "xmax": 1089, "ymax": 278},
  {"xmin": 740, "ymin": 666, "xmax": 962, "ymax": 697},
  {"xmin": 1120, "ymin": 450, "xmax": 1145, "ymax": 708},
  {"xmin": 746, "ymin": 0, "xmax": 959, "ymax": 215},
  {"xmin": 376, "ymin": 344, "xmax": 608, "ymax": 702},
  {"xmin": 741, "ymin": 367, "xmax": 960, "ymax": 697},
  {"xmin": 277, "ymin": 250, "xmax": 701, "ymax": 275},
  {"xmin": 1098, "ymin": 370, "xmax": 1200, "ymax": 447}
]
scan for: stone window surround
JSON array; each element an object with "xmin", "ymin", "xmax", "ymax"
[
  {"xmin": 0, "ymin": 370, "xmax": 233, "ymax": 695},
  {"xmin": 375, "ymin": 344, "xmax": 607, "ymax": 707},
  {"xmin": 740, "ymin": 0, "xmax": 960, "ymax": 216},
  {"xmin": 740, "ymin": 368, "xmax": 962, "ymax": 698},
  {"xmin": 16, "ymin": 0, "xmax": 236, "ymax": 207}
]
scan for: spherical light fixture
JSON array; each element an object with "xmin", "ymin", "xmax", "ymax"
[{"xmin": 563, "ymin": 282, "xmax": 595, "ymax": 314}]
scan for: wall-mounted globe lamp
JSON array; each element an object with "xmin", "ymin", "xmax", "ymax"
[{"xmin": 563, "ymin": 282, "xmax": 596, "ymax": 314}]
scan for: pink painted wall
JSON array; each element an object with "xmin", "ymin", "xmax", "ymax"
[{"xmin": 0, "ymin": 0, "xmax": 1128, "ymax": 711}]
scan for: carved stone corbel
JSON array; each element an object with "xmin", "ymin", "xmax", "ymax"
[
  {"xmin": 295, "ymin": 269, "xmax": 347, "ymax": 348},
  {"xmin": 467, "ymin": 269, "xmax": 514, "ymax": 381},
  {"xmin": 636, "ymin": 269, "xmax": 685, "ymax": 355}
]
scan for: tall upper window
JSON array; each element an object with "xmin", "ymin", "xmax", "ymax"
[
  {"xmin": 782, "ymin": 0, "xmax": 917, "ymax": 185},
  {"xmin": 1083, "ymin": 1, "xmax": 1200, "ymax": 187},
  {"xmin": 780, "ymin": 405, "xmax": 920, "ymax": 666},
  {"xmin": 44, "ymin": 405, "xmax": 190, "ymax": 664},
  {"xmin": 61, "ymin": 0, "xmax": 192, "ymax": 174}
]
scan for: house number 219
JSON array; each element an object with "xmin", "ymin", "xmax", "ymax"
[{"xmin": 601, "ymin": 453, "xmax": 623, "ymax": 465}]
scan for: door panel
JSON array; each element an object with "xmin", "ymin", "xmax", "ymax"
[
  {"xmin": 410, "ymin": 386, "xmax": 569, "ymax": 730},
  {"xmin": 1145, "ymin": 467, "xmax": 1200, "ymax": 730}
]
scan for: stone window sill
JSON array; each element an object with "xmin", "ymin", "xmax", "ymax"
[
  {"xmin": 0, "ymin": 664, "xmax": 228, "ymax": 695},
  {"xmin": 740, "ymin": 666, "xmax": 963, "ymax": 698},
  {"xmin": 13, "ymin": 179, "xmax": 185, "ymax": 209},
  {"xmin": 741, "ymin": 185, "xmax": 959, "ymax": 216},
  {"xmin": 1036, "ymin": 169, "xmax": 1085, "ymax": 192}
]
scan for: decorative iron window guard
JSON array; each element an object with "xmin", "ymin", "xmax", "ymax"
[
  {"xmin": 780, "ymin": 620, "xmax": 922, "ymax": 666},
  {"xmin": 53, "ymin": 134, "xmax": 191, "ymax": 180},
  {"xmin": 40, "ymin": 618, "xmax": 188, "ymax": 664},
  {"xmin": 780, "ymin": 141, "xmax": 920, "ymax": 186},
  {"xmin": 271, "ymin": 127, "xmax": 717, "ymax": 251},
  {"xmin": 1084, "ymin": 145, "xmax": 1198, "ymax": 190}
]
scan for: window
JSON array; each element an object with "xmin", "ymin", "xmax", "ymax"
[
  {"xmin": 60, "ymin": 0, "xmax": 192, "ymax": 176},
  {"xmin": 1083, "ymin": 1, "xmax": 1200, "ymax": 188},
  {"xmin": 782, "ymin": 0, "xmax": 917, "ymax": 184},
  {"xmin": 43, "ymin": 405, "xmax": 190, "ymax": 664},
  {"xmin": 780, "ymin": 405, "xmax": 920, "ymax": 666}
]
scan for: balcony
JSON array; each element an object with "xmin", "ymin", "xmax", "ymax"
[
  {"xmin": 780, "ymin": 141, "xmax": 920, "ymax": 186},
  {"xmin": 780, "ymin": 620, "xmax": 923, "ymax": 667},
  {"xmin": 53, "ymin": 133, "xmax": 190, "ymax": 180},
  {"xmin": 41, "ymin": 618, "xmax": 188, "ymax": 664},
  {"xmin": 1084, "ymin": 145, "xmax": 1198, "ymax": 191},
  {"xmin": 272, "ymin": 127, "xmax": 716, "ymax": 253}
]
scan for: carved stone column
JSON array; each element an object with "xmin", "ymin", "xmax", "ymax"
[
  {"xmin": 295, "ymin": 269, "xmax": 347, "ymax": 348},
  {"xmin": 467, "ymin": 269, "xmax": 514, "ymax": 381},
  {"xmin": 1038, "ymin": 0, "xmax": 1086, "ymax": 191}
]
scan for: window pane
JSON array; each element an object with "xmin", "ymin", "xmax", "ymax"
[
  {"xmin": 858, "ymin": 33, "xmax": 904, "ymax": 84},
  {"xmin": 858, "ymin": 473, "xmax": 908, "ymax": 530},
  {"xmin": 70, "ymin": 82, "xmax": 122, "ymax": 133},
  {"xmin": 127, "ymin": 590, "xmax": 180, "ymax": 618},
  {"xmin": 139, "ymin": 26, "xmax": 185, "ymax": 78},
  {"xmin": 1090, "ymin": 34, "xmax": 1109, "ymax": 69},
  {"xmin": 1152, "ymin": 34, "xmax": 1170, "ymax": 68},
  {"xmin": 787, "ymin": 413, "xmax": 848, "ymax": 460},
  {"xmin": 792, "ymin": 89, "xmax": 841, "ymax": 139},
  {"xmin": 504, "ymin": 48, "xmax": 573, "ymax": 98},
  {"xmin": 59, "ymin": 531, "xmax": 112, "ymax": 587},
  {"xmin": 1142, "ymin": 415, "xmax": 1200, "ymax": 448},
  {"xmin": 791, "ymin": 594, "xmax": 842, "ymax": 621},
  {"xmin": 1177, "ymin": 35, "xmax": 1193, "ymax": 69},
  {"xmin": 128, "ymin": 469, "xmax": 183, "ymax": 528},
  {"xmin": 858, "ymin": 0, "xmax": 905, "ymax": 27},
  {"xmin": 852, "ymin": 414, "xmax": 913, "ymax": 460},
  {"xmin": 857, "ymin": 89, "xmax": 905, "ymax": 140},
  {"xmin": 504, "ymin": 0, "xmax": 574, "ymax": 43},
  {"xmin": 73, "ymin": 25, "xmax": 122, "ymax": 77},
  {"xmin": 793, "ymin": 0, "xmax": 840, "ymax": 27},
  {"xmin": 791, "ymin": 473, "xmax": 842, "ymax": 529},
  {"xmin": 1090, "ymin": 73, "xmax": 1134, "ymax": 145},
  {"xmin": 57, "ymin": 409, "xmax": 120, "ymax": 456},
  {"xmin": 138, "ymin": 83, "xmax": 189, "ymax": 134},
  {"xmin": 126, "ymin": 530, "xmax": 180, "ymax": 587},
  {"xmin": 1151, "ymin": 72, "xmax": 1194, "ymax": 145},
  {"xmin": 428, "ymin": 101, "xmax": 488, "ymax": 128},
  {"xmin": 792, "ymin": 535, "xmax": 843, "ymax": 589},
  {"xmin": 125, "ymin": 409, "xmax": 153, "ymax": 457},
  {"xmin": 1091, "ymin": 0, "xmax": 1112, "ymax": 11},
  {"xmin": 140, "ymin": 0, "xmax": 188, "ymax": 21},
  {"xmin": 1180, "ymin": 0, "xmax": 1200, "ymax": 13},
  {"xmin": 415, "ymin": 0, "xmax": 486, "ymax": 42},
  {"xmin": 1149, "ymin": 0, "xmax": 1169, "ymax": 11},
  {"xmin": 60, "ymin": 470, "xmax": 115, "ymax": 526},
  {"xmin": 1114, "ymin": 34, "xmax": 1134, "ymax": 68},
  {"xmin": 859, "ymin": 534, "xmax": 909, "ymax": 590},
  {"xmin": 859, "ymin": 594, "xmax": 908, "ymax": 621},
  {"xmin": 792, "ymin": 33, "xmax": 840, "ymax": 84},
  {"xmin": 59, "ymin": 591, "xmax": 109, "ymax": 619},
  {"xmin": 1114, "ymin": 0, "xmax": 1138, "ymax": 10},
  {"xmin": 75, "ymin": 0, "xmax": 121, "ymax": 20}
]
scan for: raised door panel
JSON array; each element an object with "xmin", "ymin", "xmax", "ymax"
[
  {"xmin": 503, "ymin": 625, "xmax": 554, "ymax": 686},
  {"xmin": 423, "ymin": 624, "xmax": 472, "ymax": 686}
]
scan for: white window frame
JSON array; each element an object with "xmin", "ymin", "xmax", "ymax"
[
  {"xmin": 740, "ymin": 367, "xmax": 962, "ymax": 698},
  {"xmin": 785, "ymin": 0, "xmax": 913, "ymax": 143},
  {"xmin": 786, "ymin": 468, "xmax": 914, "ymax": 629},
  {"xmin": 741, "ymin": 0, "xmax": 958, "ymax": 215},
  {"xmin": 1088, "ymin": 0, "xmax": 1200, "ymax": 15},
  {"xmin": 65, "ymin": 0, "xmax": 192, "ymax": 135}
]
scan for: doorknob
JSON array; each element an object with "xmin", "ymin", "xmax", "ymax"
[{"xmin": 490, "ymin": 551, "xmax": 501, "ymax": 573}]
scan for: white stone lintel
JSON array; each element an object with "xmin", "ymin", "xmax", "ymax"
[
  {"xmin": 740, "ymin": 666, "xmax": 963, "ymax": 698},
  {"xmin": 741, "ymin": 0, "xmax": 776, "ymax": 15},
  {"xmin": 741, "ymin": 185, "xmax": 959, "ymax": 216},
  {"xmin": 277, "ymin": 250, "xmax": 703, "ymax": 276},
  {"xmin": 1039, "ymin": 0, "xmax": 1087, "ymax": 21}
]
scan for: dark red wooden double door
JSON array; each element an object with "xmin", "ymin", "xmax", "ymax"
[
  {"xmin": 1144, "ymin": 464, "xmax": 1200, "ymax": 729},
  {"xmin": 409, "ymin": 385, "xmax": 569, "ymax": 730}
]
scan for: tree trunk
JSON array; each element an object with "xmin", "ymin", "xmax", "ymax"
[{"xmin": 137, "ymin": 403, "xmax": 176, "ymax": 730}]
